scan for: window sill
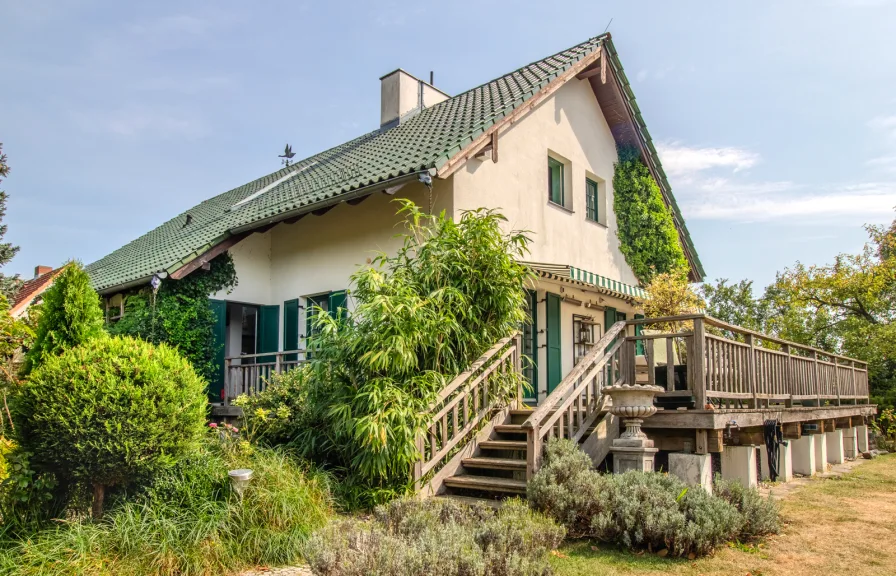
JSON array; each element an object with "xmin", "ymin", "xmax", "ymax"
[
  {"xmin": 585, "ymin": 218, "xmax": 608, "ymax": 229},
  {"xmin": 548, "ymin": 201, "xmax": 574, "ymax": 214}
]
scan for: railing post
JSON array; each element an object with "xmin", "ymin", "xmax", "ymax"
[
  {"xmin": 274, "ymin": 352, "xmax": 282, "ymax": 375},
  {"xmin": 782, "ymin": 343, "xmax": 792, "ymax": 407},
  {"xmin": 692, "ymin": 318, "xmax": 707, "ymax": 409},
  {"xmin": 514, "ymin": 334, "xmax": 523, "ymax": 406},
  {"xmin": 744, "ymin": 333, "xmax": 756, "ymax": 408},
  {"xmin": 813, "ymin": 350, "xmax": 821, "ymax": 406},
  {"xmin": 412, "ymin": 434, "xmax": 424, "ymax": 491},
  {"xmin": 224, "ymin": 357, "xmax": 232, "ymax": 405},
  {"xmin": 834, "ymin": 358, "xmax": 841, "ymax": 406},
  {"xmin": 525, "ymin": 425, "xmax": 541, "ymax": 481}
]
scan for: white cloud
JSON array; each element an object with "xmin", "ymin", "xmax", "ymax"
[{"xmin": 657, "ymin": 142, "xmax": 759, "ymax": 178}]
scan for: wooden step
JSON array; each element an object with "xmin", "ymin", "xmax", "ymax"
[
  {"xmin": 444, "ymin": 475, "xmax": 527, "ymax": 494},
  {"xmin": 479, "ymin": 439, "xmax": 527, "ymax": 451},
  {"xmin": 434, "ymin": 494, "xmax": 503, "ymax": 509},
  {"xmin": 462, "ymin": 456, "xmax": 527, "ymax": 471},
  {"xmin": 494, "ymin": 424, "xmax": 526, "ymax": 434}
]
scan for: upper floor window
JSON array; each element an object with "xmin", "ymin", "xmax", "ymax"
[
  {"xmin": 585, "ymin": 178, "xmax": 599, "ymax": 222},
  {"xmin": 548, "ymin": 157, "xmax": 565, "ymax": 206}
]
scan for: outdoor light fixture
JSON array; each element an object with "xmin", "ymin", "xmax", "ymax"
[{"xmin": 229, "ymin": 468, "xmax": 254, "ymax": 498}]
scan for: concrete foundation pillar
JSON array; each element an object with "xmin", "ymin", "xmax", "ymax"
[
  {"xmin": 759, "ymin": 441, "xmax": 793, "ymax": 482},
  {"xmin": 792, "ymin": 435, "xmax": 816, "ymax": 476},
  {"xmin": 826, "ymin": 430, "xmax": 845, "ymax": 465},
  {"xmin": 721, "ymin": 445, "xmax": 757, "ymax": 488},
  {"xmin": 814, "ymin": 435, "xmax": 828, "ymax": 473},
  {"xmin": 856, "ymin": 425, "xmax": 869, "ymax": 453},
  {"xmin": 842, "ymin": 427, "xmax": 859, "ymax": 459},
  {"xmin": 668, "ymin": 453, "xmax": 713, "ymax": 493}
]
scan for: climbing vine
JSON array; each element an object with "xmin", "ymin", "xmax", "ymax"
[
  {"xmin": 107, "ymin": 254, "xmax": 237, "ymax": 386},
  {"xmin": 613, "ymin": 146, "xmax": 687, "ymax": 283}
]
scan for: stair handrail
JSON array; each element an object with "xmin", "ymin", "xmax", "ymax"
[
  {"xmin": 521, "ymin": 321, "xmax": 628, "ymax": 479},
  {"xmin": 414, "ymin": 333, "xmax": 523, "ymax": 487}
]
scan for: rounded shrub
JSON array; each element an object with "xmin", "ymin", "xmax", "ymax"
[{"xmin": 17, "ymin": 336, "xmax": 207, "ymax": 517}]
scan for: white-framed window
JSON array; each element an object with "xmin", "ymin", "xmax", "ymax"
[{"xmin": 547, "ymin": 152, "xmax": 572, "ymax": 211}]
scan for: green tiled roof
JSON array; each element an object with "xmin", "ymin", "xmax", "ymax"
[{"xmin": 87, "ymin": 33, "xmax": 702, "ymax": 291}]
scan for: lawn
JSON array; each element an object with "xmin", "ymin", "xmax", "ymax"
[{"xmin": 550, "ymin": 454, "xmax": 896, "ymax": 576}]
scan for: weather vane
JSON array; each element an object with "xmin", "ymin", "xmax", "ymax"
[{"xmin": 279, "ymin": 143, "xmax": 296, "ymax": 167}]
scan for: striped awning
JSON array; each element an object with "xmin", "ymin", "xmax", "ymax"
[{"xmin": 521, "ymin": 261, "xmax": 646, "ymax": 301}]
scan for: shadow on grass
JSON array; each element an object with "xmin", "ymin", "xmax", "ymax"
[{"xmin": 552, "ymin": 540, "xmax": 689, "ymax": 572}]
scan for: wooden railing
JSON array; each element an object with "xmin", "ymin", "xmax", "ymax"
[
  {"xmin": 413, "ymin": 334, "xmax": 523, "ymax": 488},
  {"xmin": 223, "ymin": 350, "xmax": 306, "ymax": 403},
  {"xmin": 624, "ymin": 315, "xmax": 870, "ymax": 409},
  {"xmin": 521, "ymin": 321, "xmax": 628, "ymax": 479}
]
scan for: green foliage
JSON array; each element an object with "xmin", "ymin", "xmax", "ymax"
[
  {"xmin": 714, "ymin": 476, "xmax": 781, "ymax": 539},
  {"xmin": 108, "ymin": 253, "xmax": 236, "ymax": 389},
  {"xmin": 0, "ymin": 294, "xmax": 33, "ymax": 433},
  {"xmin": 700, "ymin": 278, "xmax": 767, "ymax": 332},
  {"xmin": 22, "ymin": 263, "xmax": 105, "ymax": 374},
  {"xmin": 16, "ymin": 336, "xmax": 207, "ymax": 517},
  {"xmin": 613, "ymin": 147, "xmax": 688, "ymax": 283},
  {"xmin": 0, "ymin": 144, "xmax": 21, "ymax": 301},
  {"xmin": 306, "ymin": 497, "xmax": 564, "ymax": 576},
  {"xmin": 0, "ymin": 448, "xmax": 65, "ymax": 535},
  {"xmin": 529, "ymin": 439, "xmax": 778, "ymax": 557},
  {"xmin": 238, "ymin": 202, "xmax": 531, "ymax": 507},
  {"xmin": 0, "ymin": 438, "xmax": 333, "ymax": 576}
]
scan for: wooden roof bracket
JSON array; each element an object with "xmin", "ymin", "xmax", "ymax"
[{"xmin": 169, "ymin": 232, "xmax": 249, "ymax": 280}]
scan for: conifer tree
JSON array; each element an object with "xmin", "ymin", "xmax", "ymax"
[
  {"xmin": 22, "ymin": 262, "xmax": 105, "ymax": 374},
  {"xmin": 0, "ymin": 144, "xmax": 21, "ymax": 299}
]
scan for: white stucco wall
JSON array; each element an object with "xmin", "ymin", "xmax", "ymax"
[
  {"xmin": 452, "ymin": 78, "xmax": 639, "ymax": 287},
  {"xmin": 212, "ymin": 229, "xmax": 272, "ymax": 304}
]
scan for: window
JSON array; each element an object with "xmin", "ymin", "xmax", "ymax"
[
  {"xmin": 548, "ymin": 157, "xmax": 564, "ymax": 206},
  {"xmin": 573, "ymin": 315, "xmax": 600, "ymax": 365},
  {"xmin": 585, "ymin": 178, "xmax": 599, "ymax": 222}
]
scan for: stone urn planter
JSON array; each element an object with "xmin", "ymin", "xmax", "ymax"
[{"xmin": 604, "ymin": 384, "xmax": 664, "ymax": 473}]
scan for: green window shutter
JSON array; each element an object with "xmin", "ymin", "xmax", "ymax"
[
  {"xmin": 548, "ymin": 157, "xmax": 564, "ymax": 206},
  {"xmin": 257, "ymin": 304, "xmax": 280, "ymax": 363},
  {"xmin": 586, "ymin": 178, "xmax": 598, "ymax": 222},
  {"xmin": 634, "ymin": 313, "xmax": 645, "ymax": 356},
  {"xmin": 283, "ymin": 299, "xmax": 299, "ymax": 362},
  {"xmin": 328, "ymin": 290, "xmax": 348, "ymax": 320},
  {"xmin": 522, "ymin": 289, "xmax": 538, "ymax": 401},
  {"xmin": 208, "ymin": 299, "xmax": 227, "ymax": 402},
  {"xmin": 546, "ymin": 293, "xmax": 562, "ymax": 394}
]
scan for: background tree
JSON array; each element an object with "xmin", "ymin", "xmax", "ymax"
[
  {"xmin": 636, "ymin": 267, "xmax": 704, "ymax": 331},
  {"xmin": 22, "ymin": 262, "xmax": 104, "ymax": 374},
  {"xmin": 0, "ymin": 144, "xmax": 22, "ymax": 300}
]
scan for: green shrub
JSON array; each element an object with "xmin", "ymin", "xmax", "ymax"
[
  {"xmin": 239, "ymin": 202, "xmax": 532, "ymax": 508},
  {"xmin": 714, "ymin": 475, "xmax": 781, "ymax": 539},
  {"xmin": 22, "ymin": 262, "xmax": 104, "ymax": 374},
  {"xmin": 15, "ymin": 336, "xmax": 207, "ymax": 518},
  {"xmin": 529, "ymin": 439, "xmax": 762, "ymax": 557},
  {"xmin": 305, "ymin": 497, "xmax": 563, "ymax": 576},
  {"xmin": 0, "ymin": 441, "xmax": 333, "ymax": 576}
]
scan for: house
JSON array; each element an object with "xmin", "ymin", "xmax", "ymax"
[
  {"xmin": 10, "ymin": 265, "xmax": 64, "ymax": 319},
  {"xmin": 87, "ymin": 33, "xmax": 701, "ymax": 403},
  {"xmin": 86, "ymin": 33, "xmax": 873, "ymax": 496}
]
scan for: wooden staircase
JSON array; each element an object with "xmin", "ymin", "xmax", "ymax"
[{"xmin": 416, "ymin": 321, "xmax": 629, "ymax": 504}]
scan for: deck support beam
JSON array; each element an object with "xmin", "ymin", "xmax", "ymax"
[
  {"xmin": 825, "ymin": 429, "xmax": 845, "ymax": 465},
  {"xmin": 814, "ymin": 433, "xmax": 828, "ymax": 472},
  {"xmin": 668, "ymin": 453, "xmax": 713, "ymax": 493},
  {"xmin": 842, "ymin": 427, "xmax": 859, "ymax": 459},
  {"xmin": 856, "ymin": 424, "xmax": 869, "ymax": 453}
]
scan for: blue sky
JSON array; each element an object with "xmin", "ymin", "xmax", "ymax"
[{"xmin": 2, "ymin": 0, "xmax": 896, "ymax": 288}]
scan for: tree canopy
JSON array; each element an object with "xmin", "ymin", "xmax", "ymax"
[{"xmin": 0, "ymin": 144, "xmax": 21, "ymax": 300}]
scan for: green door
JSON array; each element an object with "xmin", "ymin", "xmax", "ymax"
[
  {"xmin": 604, "ymin": 306, "xmax": 617, "ymax": 330},
  {"xmin": 257, "ymin": 304, "xmax": 280, "ymax": 363},
  {"xmin": 283, "ymin": 299, "xmax": 299, "ymax": 361},
  {"xmin": 634, "ymin": 313, "xmax": 645, "ymax": 356},
  {"xmin": 208, "ymin": 299, "xmax": 227, "ymax": 402},
  {"xmin": 546, "ymin": 293, "xmax": 562, "ymax": 394}
]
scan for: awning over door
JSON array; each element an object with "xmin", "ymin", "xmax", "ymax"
[{"xmin": 521, "ymin": 261, "xmax": 646, "ymax": 302}]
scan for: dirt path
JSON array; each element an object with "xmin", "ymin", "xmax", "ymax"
[{"xmin": 552, "ymin": 454, "xmax": 896, "ymax": 576}]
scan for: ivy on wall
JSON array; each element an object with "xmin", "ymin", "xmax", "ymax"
[
  {"xmin": 613, "ymin": 146, "xmax": 688, "ymax": 283},
  {"xmin": 107, "ymin": 254, "xmax": 237, "ymax": 384}
]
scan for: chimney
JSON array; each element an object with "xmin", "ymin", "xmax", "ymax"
[
  {"xmin": 379, "ymin": 69, "xmax": 449, "ymax": 128},
  {"xmin": 34, "ymin": 265, "xmax": 53, "ymax": 278}
]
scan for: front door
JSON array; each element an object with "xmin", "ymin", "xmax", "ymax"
[{"xmin": 208, "ymin": 299, "xmax": 227, "ymax": 402}]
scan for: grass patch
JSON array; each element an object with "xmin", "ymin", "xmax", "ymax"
[
  {"xmin": 0, "ymin": 441, "xmax": 333, "ymax": 576},
  {"xmin": 550, "ymin": 454, "xmax": 896, "ymax": 576}
]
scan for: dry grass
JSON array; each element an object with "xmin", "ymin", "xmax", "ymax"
[{"xmin": 550, "ymin": 454, "xmax": 896, "ymax": 576}]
